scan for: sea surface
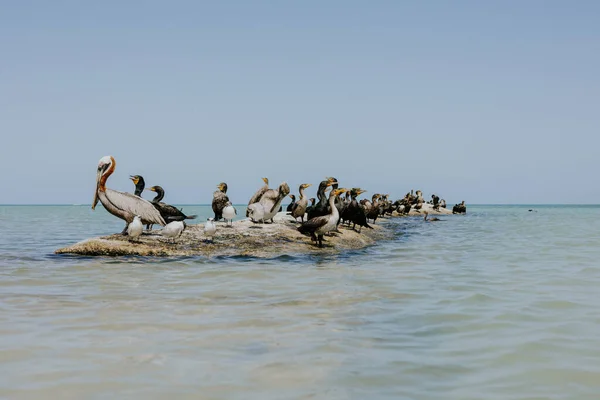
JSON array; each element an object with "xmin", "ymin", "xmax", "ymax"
[{"xmin": 1, "ymin": 205, "xmax": 599, "ymax": 399}]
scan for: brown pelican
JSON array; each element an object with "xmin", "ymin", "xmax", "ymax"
[
  {"xmin": 212, "ymin": 182, "xmax": 230, "ymax": 221},
  {"xmin": 246, "ymin": 177, "xmax": 269, "ymax": 217},
  {"xmin": 298, "ymin": 188, "xmax": 346, "ymax": 248},
  {"xmin": 92, "ymin": 156, "xmax": 166, "ymax": 233},
  {"xmin": 256, "ymin": 182, "xmax": 290, "ymax": 223}
]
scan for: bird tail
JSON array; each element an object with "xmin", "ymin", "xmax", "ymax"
[{"xmin": 185, "ymin": 215, "xmax": 198, "ymax": 220}]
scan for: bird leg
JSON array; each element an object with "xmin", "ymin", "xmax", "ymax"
[
  {"xmin": 120, "ymin": 224, "xmax": 129, "ymax": 236},
  {"xmin": 317, "ymin": 234, "xmax": 324, "ymax": 248}
]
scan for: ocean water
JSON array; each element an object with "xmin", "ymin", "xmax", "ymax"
[{"xmin": 1, "ymin": 205, "xmax": 600, "ymax": 399}]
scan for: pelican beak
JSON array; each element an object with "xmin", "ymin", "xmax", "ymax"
[{"xmin": 92, "ymin": 169, "xmax": 102, "ymax": 210}]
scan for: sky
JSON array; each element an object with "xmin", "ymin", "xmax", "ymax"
[{"xmin": 1, "ymin": 1, "xmax": 599, "ymax": 204}]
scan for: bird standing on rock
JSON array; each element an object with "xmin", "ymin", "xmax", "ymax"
[
  {"xmin": 298, "ymin": 188, "xmax": 347, "ymax": 248},
  {"xmin": 162, "ymin": 220, "xmax": 186, "ymax": 242},
  {"xmin": 212, "ymin": 182, "xmax": 229, "ymax": 221},
  {"xmin": 222, "ymin": 201, "xmax": 237, "ymax": 226},
  {"xmin": 247, "ymin": 177, "xmax": 269, "ymax": 217},
  {"xmin": 127, "ymin": 215, "xmax": 143, "ymax": 241},
  {"xmin": 204, "ymin": 218, "xmax": 217, "ymax": 242}
]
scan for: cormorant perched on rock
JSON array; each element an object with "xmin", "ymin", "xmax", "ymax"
[
  {"xmin": 254, "ymin": 182, "xmax": 290, "ymax": 223},
  {"xmin": 305, "ymin": 198, "xmax": 316, "ymax": 216},
  {"xmin": 212, "ymin": 182, "xmax": 229, "ymax": 221},
  {"xmin": 367, "ymin": 194, "xmax": 381, "ymax": 223},
  {"xmin": 146, "ymin": 186, "xmax": 197, "ymax": 230},
  {"xmin": 247, "ymin": 177, "xmax": 269, "ymax": 217},
  {"xmin": 298, "ymin": 188, "xmax": 346, "ymax": 248},
  {"xmin": 342, "ymin": 188, "xmax": 373, "ymax": 232},
  {"xmin": 307, "ymin": 177, "xmax": 336, "ymax": 220},
  {"xmin": 286, "ymin": 194, "xmax": 296, "ymax": 212},
  {"xmin": 129, "ymin": 175, "xmax": 146, "ymax": 196},
  {"xmin": 290, "ymin": 183, "xmax": 312, "ymax": 222},
  {"xmin": 432, "ymin": 194, "xmax": 440, "ymax": 210}
]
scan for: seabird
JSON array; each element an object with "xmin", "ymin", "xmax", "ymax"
[
  {"xmin": 298, "ymin": 188, "xmax": 346, "ymax": 248},
  {"xmin": 343, "ymin": 188, "xmax": 373, "ymax": 232},
  {"xmin": 246, "ymin": 177, "xmax": 269, "ymax": 217},
  {"xmin": 307, "ymin": 177, "xmax": 336, "ymax": 220},
  {"xmin": 146, "ymin": 185, "xmax": 197, "ymax": 230},
  {"xmin": 255, "ymin": 182, "xmax": 290, "ymax": 223},
  {"xmin": 424, "ymin": 211, "xmax": 441, "ymax": 222},
  {"xmin": 212, "ymin": 182, "xmax": 230, "ymax": 221},
  {"xmin": 129, "ymin": 175, "xmax": 146, "ymax": 196},
  {"xmin": 92, "ymin": 156, "xmax": 165, "ymax": 234},
  {"xmin": 204, "ymin": 218, "xmax": 217, "ymax": 242},
  {"xmin": 247, "ymin": 202, "xmax": 265, "ymax": 223},
  {"xmin": 161, "ymin": 220, "xmax": 186, "ymax": 242},
  {"xmin": 127, "ymin": 215, "xmax": 143, "ymax": 241},
  {"xmin": 290, "ymin": 183, "xmax": 312, "ymax": 223},
  {"xmin": 222, "ymin": 201, "xmax": 237, "ymax": 226}
]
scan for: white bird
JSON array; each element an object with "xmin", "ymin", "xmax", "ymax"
[
  {"xmin": 222, "ymin": 201, "xmax": 237, "ymax": 226},
  {"xmin": 247, "ymin": 202, "xmax": 265, "ymax": 223},
  {"xmin": 127, "ymin": 215, "xmax": 143, "ymax": 241},
  {"xmin": 161, "ymin": 220, "xmax": 186, "ymax": 242},
  {"xmin": 204, "ymin": 218, "xmax": 217, "ymax": 242}
]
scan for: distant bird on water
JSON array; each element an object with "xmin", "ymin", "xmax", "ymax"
[
  {"xmin": 127, "ymin": 215, "xmax": 143, "ymax": 241},
  {"xmin": 92, "ymin": 156, "xmax": 165, "ymax": 234}
]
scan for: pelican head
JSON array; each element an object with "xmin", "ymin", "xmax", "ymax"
[{"xmin": 93, "ymin": 156, "xmax": 114, "ymax": 210}]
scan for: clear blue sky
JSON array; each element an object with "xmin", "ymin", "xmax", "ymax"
[{"xmin": 1, "ymin": 1, "xmax": 599, "ymax": 204}]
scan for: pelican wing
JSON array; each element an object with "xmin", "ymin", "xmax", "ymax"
[
  {"xmin": 248, "ymin": 186, "xmax": 269, "ymax": 205},
  {"xmin": 104, "ymin": 189, "xmax": 166, "ymax": 225}
]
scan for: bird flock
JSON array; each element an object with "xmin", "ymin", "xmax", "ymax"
[{"xmin": 92, "ymin": 156, "xmax": 466, "ymax": 248}]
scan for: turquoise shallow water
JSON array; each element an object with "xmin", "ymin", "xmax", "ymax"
[{"xmin": 1, "ymin": 205, "xmax": 600, "ymax": 399}]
